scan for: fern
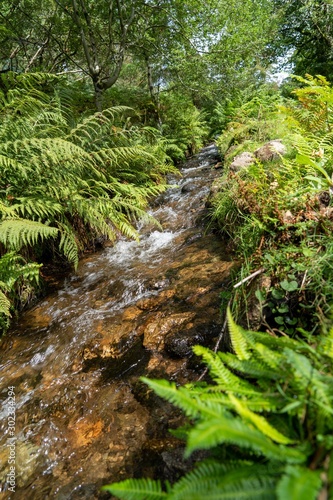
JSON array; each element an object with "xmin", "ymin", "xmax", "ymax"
[
  {"xmin": 227, "ymin": 307, "xmax": 254, "ymax": 360},
  {"xmin": 0, "ymin": 251, "xmax": 41, "ymax": 332},
  {"xmin": 276, "ymin": 465, "xmax": 321, "ymax": 500},
  {"xmin": 185, "ymin": 416, "xmax": 305, "ymax": 462},
  {"xmin": 0, "ymin": 72, "xmax": 175, "ymax": 330},
  {"xmin": 102, "ymin": 478, "xmax": 166, "ymax": 499},
  {"xmin": 219, "ymin": 352, "xmax": 281, "ymax": 381},
  {"xmin": 0, "ymin": 289, "xmax": 11, "ymax": 318},
  {"xmin": 193, "ymin": 346, "xmax": 259, "ymax": 393},
  {"xmin": 56, "ymin": 221, "xmax": 80, "ymax": 268},
  {"xmin": 169, "ymin": 461, "xmax": 279, "ymax": 500},
  {"xmin": 141, "ymin": 378, "xmax": 220, "ymax": 420},
  {"xmin": 0, "ymin": 219, "xmax": 58, "ymax": 250},
  {"xmin": 105, "ymin": 310, "xmax": 333, "ymax": 499},
  {"xmin": 228, "ymin": 394, "xmax": 293, "ymax": 445}
]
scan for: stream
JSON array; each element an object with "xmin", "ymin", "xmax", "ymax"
[{"xmin": 0, "ymin": 144, "xmax": 235, "ymax": 499}]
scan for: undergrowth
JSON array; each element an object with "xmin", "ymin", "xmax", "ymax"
[
  {"xmin": 103, "ymin": 309, "xmax": 333, "ymax": 499},
  {"xmin": 0, "ymin": 72, "xmax": 176, "ymax": 332},
  {"xmin": 212, "ymin": 75, "xmax": 333, "ymax": 333}
]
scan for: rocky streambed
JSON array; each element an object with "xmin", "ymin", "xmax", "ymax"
[{"xmin": 0, "ymin": 145, "xmax": 236, "ymax": 499}]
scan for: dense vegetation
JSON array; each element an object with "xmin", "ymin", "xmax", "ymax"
[
  {"xmin": 104, "ymin": 74, "xmax": 333, "ymax": 500},
  {"xmin": 2, "ymin": 0, "xmax": 333, "ymax": 497}
]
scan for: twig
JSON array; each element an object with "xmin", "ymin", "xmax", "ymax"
[
  {"xmin": 56, "ymin": 69, "xmax": 85, "ymax": 75},
  {"xmin": 233, "ymin": 268, "xmax": 265, "ymax": 289},
  {"xmin": 299, "ymin": 269, "xmax": 308, "ymax": 292}
]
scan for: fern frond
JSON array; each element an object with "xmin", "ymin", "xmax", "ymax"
[
  {"xmin": 101, "ymin": 478, "xmax": 166, "ymax": 500},
  {"xmin": 13, "ymin": 197, "xmax": 63, "ymax": 219},
  {"xmin": 227, "ymin": 307, "xmax": 254, "ymax": 360},
  {"xmin": 254, "ymin": 343, "xmax": 282, "ymax": 370},
  {"xmin": 319, "ymin": 327, "xmax": 333, "ymax": 359},
  {"xmin": 276, "ymin": 465, "xmax": 321, "ymax": 500},
  {"xmin": 141, "ymin": 378, "xmax": 222, "ymax": 420},
  {"xmin": 0, "ymin": 218, "xmax": 58, "ymax": 250},
  {"xmin": 228, "ymin": 394, "xmax": 293, "ymax": 444},
  {"xmin": 58, "ymin": 223, "xmax": 79, "ymax": 269},
  {"xmin": 185, "ymin": 416, "xmax": 306, "ymax": 463},
  {"xmin": 0, "ymin": 290, "xmax": 11, "ymax": 318},
  {"xmin": 250, "ymin": 331, "xmax": 300, "ymax": 351},
  {"xmin": 193, "ymin": 346, "xmax": 261, "ymax": 394},
  {"xmin": 202, "ymin": 391, "xmax": 282, "ymax": 413},
  {"xmin": 170, "ymin": 460, "xmax": 279, "ymax": 500},
  {"xmin": 219, "ymin": 352, "xmax": 279, "ymax": 381}
]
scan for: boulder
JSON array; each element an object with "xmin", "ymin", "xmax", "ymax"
[
  {"xmin": 254, "ymin": 140, "xmax": 286, "ymax": 162},
  {"xmin": 230, "ymin": 152, "xmax": 255, "ymax": 172}
]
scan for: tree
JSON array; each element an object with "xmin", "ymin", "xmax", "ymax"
[
  {"xmin": 0, "ymin": 0, "xmax": 279, "ymax": 111},
  {"xmin": 273, "ymin": 0, "xmax": 333, "ymax": 78}
]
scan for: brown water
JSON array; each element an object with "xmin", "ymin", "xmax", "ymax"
[{"xmin": 0, "ymin": 145, "xmax": 235, "ymax": 499}]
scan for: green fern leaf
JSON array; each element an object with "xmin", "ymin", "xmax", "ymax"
[
  {"xmin": 228, "ymin": 394, "xmax": 293, "ymax": 444},
  {"xmin": 276, "ymin": 465, "xmax": 321, "ymax": 500},
  {"xmin": 227, "ymin": 307, "xmax": 253, "ymax": 360},
  {"xmin": 170, "ymin": 460, "xmax": 279, "ymax": 500},
  {"xmin": 101, "ymin": 478, "xmax": 166, "ymax": 500},
  {"xmin": 198, "ymin": 391, "xmax": 281, "ymax": 413},
  {"xmin": 251, "ymin": 331, "xmax": 300, "ymax": 351},
  {"xmin": 141, "ymin": 378, "xmax": 216, "ymax": 420},
  {"xmin": 219, "ymin": 352, "xmax": 280, "ymax": 381},
  {"xmin": 58, "ymin": 224, "xmax": 79, "ymax": 269},
  {"xmin": 0, "ymin": 218, "xmax": 58, "ymax": 250},
  {"xmin": 185, "ymin": 416, "xmax": 306, "ymax": 463},
  {"xmin": 254, "ymin": 343, "xmax": 282, "ymax": 370},
  {"xmin": 193, "ymin": 346, "xmax": 258, "ymax": 393},
  {"xmin": 0, "ymin": 290, "xmax": 11, "ymax": 318},
  {"xmin": 319, "ymin": 327, "xmax": 333, "ymax": 359}
]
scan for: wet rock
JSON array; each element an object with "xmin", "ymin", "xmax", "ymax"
[
  {"xmin": 181, "ymin": 182, "xmax": 197, "ymax": 193},
  {"xmin": 136, "ymin": 290, "xmax": 175, "ymax": 311},
  {"xmin": 122, "ymin": 306, "xmax": 142, "ymax": 321},
  {"xmin": 140, "ymin": 312, "xmax": 196, "ymax": 351},
  {"xmin": 165, "ymin": 323, "xmax": 220, "ymax": 358},
  {"xmin": 165, "ymin": 330, "xmax": 203, "ymax": 357},
  {"xmin": 254, "ymin": 139, "xmax": 286, "ymax": 162},
  {"xmin": 68, "ymin": 418, "xmax": 104, "ymax": 448}
]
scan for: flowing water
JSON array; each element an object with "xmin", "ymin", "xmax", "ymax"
[{"xmin": 0, "ymin": 145, "xmax": 235, "ymax": 499}]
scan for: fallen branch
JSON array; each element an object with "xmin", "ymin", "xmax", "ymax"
[{"xmin": 233, "ymin": 268, "xmax": 265, "ymax": 288}]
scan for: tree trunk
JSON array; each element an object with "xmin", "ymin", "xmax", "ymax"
[
  {"xmin": 146, "ymin": 59, "xmax": 162, "ymax": 129},
  {"xmin": 93, "ymin": 80, "xmax": 104, "ymax": 112}
]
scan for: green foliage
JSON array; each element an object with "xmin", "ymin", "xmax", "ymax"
[
  {"xmin": 276, "ymin": 465, "xmax": 321, "ymax": 500},
  {"xmin": 0, "ymin": 252, "xmax": 41, "ymax": 332},
  {"xmin": 102, "ymin": 478, "xmax": 167, "ymax": 500},
  {"xmin": 273, "ymin": 0, "xmax": 333, "ymax": 80},
  {"xmin": 0, "ymin": 72, "xmax": 173, "ymax": 332},
  {"xmin": 104, "ymin": 310, "xmax": 333, "ymax": 499},
  {"xmin": 211, "ymin": 74, "xmax": 333, "ymax": 331},
  {"xmin": 159, "ymin": 92, "xmax": 209, "ymax": 160},
  {"xmin": 215, "ymin": 85, "xmax": 289, "ymax": 159},
  {"xmin": 0, "ymin": 219, "xmax": 59, "ymax": 250}
]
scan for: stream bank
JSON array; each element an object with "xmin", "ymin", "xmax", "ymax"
[{"xmin": 0, "ymin": 145, "xmax": 236, "ymax": 499}]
